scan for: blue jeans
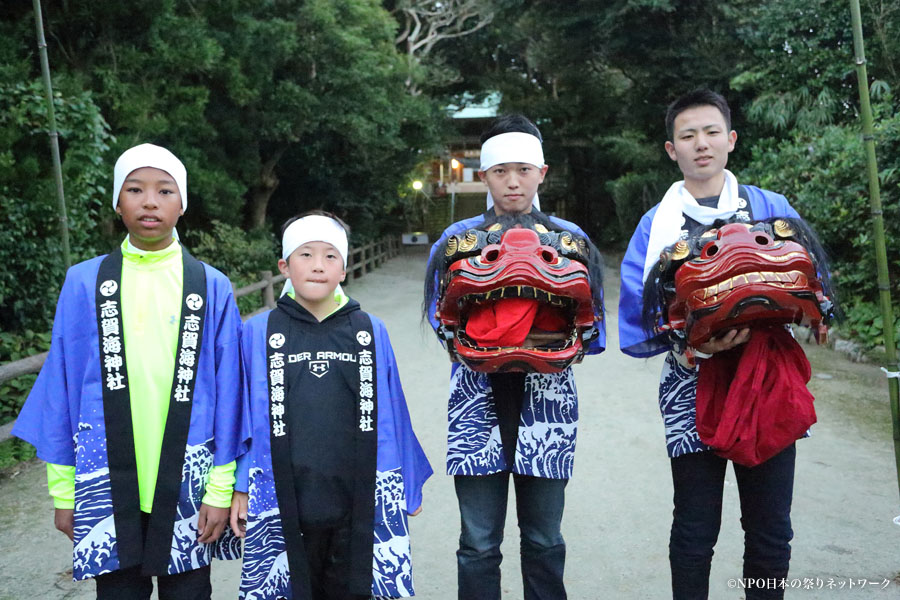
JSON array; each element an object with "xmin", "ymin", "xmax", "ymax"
[
  {"xmin": 669, "ymin": 444, "xmax": 796, "ymax": 600},
  {"xmin": 455, "ymin": 472, "xmax": 567, "ymax": 600}
]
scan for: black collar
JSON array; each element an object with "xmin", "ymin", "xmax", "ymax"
[{"xmin": 276, "ymin": 294, "xmax": 360, "ymax": 325}]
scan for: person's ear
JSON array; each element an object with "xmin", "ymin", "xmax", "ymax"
[
  {"xmin": 277, "ymin": 257, "xmax": 290, "ymax": 278},
  {"xmin": 727, "ymin": 130, "xmax": 738, "ymax": 152},
  {"xmin": 664, "ymin": 140, "xmax": 677, "ymax": 161},
  {"xmin": 478, "ymin": 170, "xmax": 487, "ymax": 183}
]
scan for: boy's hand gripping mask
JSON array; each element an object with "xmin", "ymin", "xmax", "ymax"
[
  {"xmin": 643, "ymin": 218, "xmax": 836, "ymax": 354},
  {"xmin": 430, "ymin": 215, "xmax": 600, "ymax": 373}
]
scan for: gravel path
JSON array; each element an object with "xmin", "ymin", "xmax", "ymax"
[{"xmin": 2, "ymin": 247, "xmax": 898, "ymax": 599}]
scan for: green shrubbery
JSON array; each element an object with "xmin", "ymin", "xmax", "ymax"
[
  {"xmin": 741, "ymin": 103, "xmax": 900, "ymax": 348},
  {"xmin": 186, "ymin": 221, "xmax": 278, "ymax": 315},
  {"xmin": 0, "ymin": 81, "xmax": 114, "ymax": 332},
  {"xmin": 607, "ymin": 170, "xmax": 673, "ymax": 243}
]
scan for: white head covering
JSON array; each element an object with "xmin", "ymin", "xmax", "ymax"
[
  {"xmin": 480, "ymin": 132, "xmax": 545, "ymax": 210},
  {"xmin": 280, "ymin": 214, "xmax": 349, "ymax": 297},
  {"xmin": 113, "ymin": 143, "xmax": 187, "ymax": 211}
]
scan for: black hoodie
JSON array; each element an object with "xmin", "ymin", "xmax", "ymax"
[{"xmin": 277, "ymin": 295, "xmax": 363, "ymax": 529}]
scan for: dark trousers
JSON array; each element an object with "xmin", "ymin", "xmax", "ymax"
[
  {"xmin": 669, "ymin": 444, "xmax": 796, "ymax": 600},
  {"xmin": 301, "ymin": 523, "xmax": 371, "ymax": 600},
  {"xmin": 95, "ymin": 564, "xmax": 211, "ymax": 600},
  {"xmin": 455, "ymin": 472, "xmax": 568, "ymax": 600},
  {"xmin": 94, "ymin": 513, "xmax": 211, "ymax": 600}
]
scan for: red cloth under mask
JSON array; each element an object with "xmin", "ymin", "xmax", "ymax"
[
  {"xmin": 695, "ymin": 326, "xmax": 816, "ymax": 467},
  {"xmin": 465, "ymin": 299, "xmax": 567, "ymax": 347}
]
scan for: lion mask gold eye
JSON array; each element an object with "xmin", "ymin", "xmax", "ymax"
[
  {"xmin": 445, "ymin": 236, "xmax": 459, "ymax": 256},
  {"xmin": 458, "ymin": 231, "xmax": 478, "ymax": 252},
  {"xmin": 773, "ymin": 219, "xmax": 794, "ymax": 238},
  {"xmin": 671, "ymin": 240, "xmax": 690, "ymax": 261}
]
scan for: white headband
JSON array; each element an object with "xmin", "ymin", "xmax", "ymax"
[
  {"xmin": 113, "ymin": 144, "xmax": 187, "ymax": 210},
  {"xmin": 113, "ymin": 143, "xmax": 187, "ymax": 211},
  {"xmin": 281, "ymin": 215, "xmax": 348, "ymax": 298},
  {"xmin": 282, "ymin": 215, "xmax": 349, "ymax": 266},
  {"xmin": 480, "ymin": 131, "xmax": 545, "ymax": 171},
  {"xmin": 480, "ymin": 132, "xmax": 544, "ymax": 210}
]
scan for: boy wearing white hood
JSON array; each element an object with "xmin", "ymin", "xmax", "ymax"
[
  {"xmin": 230, "ymin": 211, "xmax": 432, "ymax": 600},
  {"xmin": 424, "ymin": 115, "xmax": 606, "ymax": 600},
  {"xmin": 13, "ymin": 143, "xmax": 246, "ymax": 599}
]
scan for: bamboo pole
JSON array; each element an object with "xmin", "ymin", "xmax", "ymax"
[
  {"xmin": 848, "ymin": 0, "xmax": 900, "ymax": 500},
  {"xmin": 33, "ymin": 0, "xmax": 71, "ymax": 269}
]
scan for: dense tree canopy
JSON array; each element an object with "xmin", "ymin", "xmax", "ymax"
[
  {"xmin": 1, "ymin": 0, "xmax": 899, "ymax": 348},
  {"xmin": 0, "ymin": 0, "xmax": 446, "ymax": 334}
]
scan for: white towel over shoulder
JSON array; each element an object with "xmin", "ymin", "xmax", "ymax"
[{"xmin": 642, "ymin": 170, "xmax": 740, "ymax": 282}]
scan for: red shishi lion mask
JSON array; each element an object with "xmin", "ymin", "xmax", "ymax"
[
  {"xmin": 427, "ymin": 214, "xmax": 601, "ymax": 373},
  {"xmin": 643, "ymin": 218, "xmax": 835, "ymax": 354}
]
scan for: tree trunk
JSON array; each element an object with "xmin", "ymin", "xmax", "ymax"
[{"xmin": 248, "ymin": 145, "xmax": 287, "ymax": 230}]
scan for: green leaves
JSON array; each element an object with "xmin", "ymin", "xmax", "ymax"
[
  {"xmin": 187, "ymin": 221, "xmax": 277, "ymax": 315},
  {"xmin": 741, "ymin": 107, "xmax": 900, "ymax": 349},
  {"xmin": 0, "ymin": 0, "xmax": 448, "ymax": 366},
  {"xmin": 0, "ymin": 80, "xmax": 113, "ymax": 333}
]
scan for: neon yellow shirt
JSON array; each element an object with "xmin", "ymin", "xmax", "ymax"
[
  {"xmin": 48, "ymin": 237, "xmax": 234, "ymax": 510},
  {"xmin": 287, "ymin": 289, "xmax": 349, "ymax": 317}
]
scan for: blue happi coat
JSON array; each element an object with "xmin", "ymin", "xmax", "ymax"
[
  {"xmin": 427, "ymin": 214, "xmax": 605, "ymax": 479},
  {"xmin": 13, "ymin": 255, "xmax": 245, "ymax": 580},
  {"xmin": 618, "ymin": 186, "xmax": 801, "ymax": 457},
  {"xmin": 237, "ymin": 308, "xmax": 432, "ymax": 599}
]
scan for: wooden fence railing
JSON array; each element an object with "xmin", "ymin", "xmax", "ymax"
[{"xmin": 0, "ymin": 235, "xmax": 401, "ymax": 444}]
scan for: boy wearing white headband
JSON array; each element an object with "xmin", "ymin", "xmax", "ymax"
[
  {"xmin": 618, "ymin": 90, "xmax": 803, "ymax": 599},
  {"xmin": 232, "ymin": 211, "xmax": 432, "ymax": 600},
  {"xmin": 14, "ymin": 143, "xmax": 246, "ymax": 598},
  {"xmin": 425, "ymin": 115, "xmax": 605, "ymax": 600}
]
